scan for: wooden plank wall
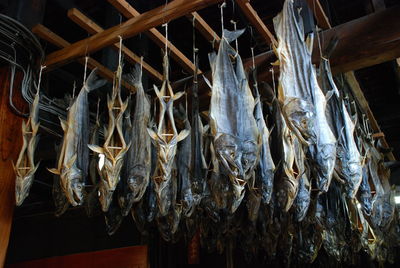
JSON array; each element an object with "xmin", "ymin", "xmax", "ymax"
[
  {"xmin": 0, "ymin": 68, "xmax": 27, "ymax": 268},
  {"xmin": 6, "ymin": 246, "xmax": 148, "ymax": 268}
]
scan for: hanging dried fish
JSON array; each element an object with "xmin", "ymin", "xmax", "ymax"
[
  {"xmin": 176, "ymin": 107, "xmax": 194, "ymax": 217},
  {"xmin": 274, "ymin": 0, "xmax": 336, "ymax": 193},
  {"xmin": 89, "ymin": 53, "xmax": 130, "ymax": 212},
  {"xmin": 118, "ymin": 106, "xmax": 135, "ymax": 216},
  {"xmin": 49, "ymin": 68, "xmax": 106, "ymax": 206},
  {"xmin": 147, "ymin": 53, "xmax": 189, "ymax": 216},
  {"xmin": 269, "ymin": 88, "xmax": 299, "ymax": 211},
  {"xmin": 125, "ymin": 64, "xmax": 151, "ymax": 202},
  {"xmin": 208, "ymin": 29, "xmax": 260, "ymax": 212},
  {"xmin": 251, "ymin": 69, "xmax": 275, "ymax": 205},
  {"xmin": 14, "ymin": 90, "xmax": 40, "ymax": 205}
]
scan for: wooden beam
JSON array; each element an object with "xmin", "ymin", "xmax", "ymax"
[
  {"xmin": 246, "ymin": 5, "xmax": 400, "ymax": 81},
  {"xmin": 43, "ymin": 0, "xmax": 222, "ymax": 69},
  {"xmin": 32, "ymin": 24, "xmax": 136, "ymax": 92},
  {"xmin": 344, "ymin": 72, "xmax": 395, "ymax": 161},
  {"xmin": 306, "ymin": 0, "xmax": 332, "ymax": 29},
  {"xmin": 235, "ymin": 0, "xmax": 278, "ymax": 47},
  {"xmin": 186, "ymin": 11, "xmax": 220, "ymax": 50},
  {"xmin": 108, "ymin": 0, "xmax": 204, "ymax": 74},
  {"xmin": 67, "ymin": 8, "xmax": 163, "ymax": 82},
  {"xmin": 315, "ymin": 5, "xmax": 400, "ymax": 74},
  {"xmin": 0, "ymin": 68, "xmax": 27, "ymax": 267}
]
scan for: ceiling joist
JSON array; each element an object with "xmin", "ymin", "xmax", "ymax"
[
  {"xmin": 32, "ymin": 24, "xmax": 136, "ymax": 92},
  {"xmin": 43, "ymin": 0, "xmax": 223, "ymax": 69},
  {"xmin": 235, "ymin": 0, "xmax": 278, "ymax": 47},
  {"xmin": 108, "ymin": 0, "xmax": 203, "ymax": 74},
  {"xmin": 305, "ymin": 0, "xmax": 331, "ymax": 29},
  {"xmin": 186, "ymin": 11, "xmax": 221, "ymax": 50},
  {"xmin": 67, "ymin": 8, "xmax": 163, "ymax": 82}
]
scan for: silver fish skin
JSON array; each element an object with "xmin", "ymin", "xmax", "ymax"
[
  {"xmin": 293, "ymin": 171, "xmax": 311, "ymax": 222},
  {"xmin": 274, "ymin": 0, "xmax": 336, "ymax": 193},
  {"xmin": 208, "ymin": 29, "xmax": 260, "ymax": 212},
  {"xmin": 338, "ymin": 99, "xmax": 362, "ymax": 198},
  {"xmin": 126, "ymin": 64, "xmax": 151, "ymax": 202},
  {"xmin": 251, "ymin": 71, "xmax": 275, "ymax": 205},
  {"xmin": 89, "ymin": 64, "xmax": 130, "ymax": 211},
  {"xmin": 14, "ymin": 90, "xmax": 40, "ymax": 206},
  {"xmin": 147, "ymin": 54, "xmax": 189, "ymax": 216},
  {"xmin": 177, "ymin": 112, "xmax": 194, "ymax": 217},
  {"xmin": 271, "ymin": 94, "xmax": 299, "ymax": 211},
  {"xmin": 50, "ymin": 68, "xmax": 106, "ymax": 206}
]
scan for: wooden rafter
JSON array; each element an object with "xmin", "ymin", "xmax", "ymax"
[
  {"xmin": 108, "ymin": 0, "xmax": 203, "ymax": 74},
  {"xmin": 235, "ymin": 0, "xmax": 278, "ymax": 47},
  {"xmin": 305, "ymin": 0, "xmax": 331, "ymax": 29},
  {"xmin": 306, "ymin": 0, "xmax": 395, "ymax": 160},
  {"xmin": 67, "ymin": 8, "xmax": 163, "ymax": 82},
  {"xmin": 186, "ymin": 11, "xmax": 221, "ymax": 50},
  {"xmin": 32, "ymin": 24, "xmax": 136, "ymax": 92},
  {"xmin": 344, "ymin": 72, "xmax": 395, "ymax": 160},
  {"xmin": 43, "ymin": 0, "xmax": 223, "ymax": 69}
]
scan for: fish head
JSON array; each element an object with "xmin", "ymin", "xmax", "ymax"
[
  {"xmin": 241, "ymin": 140, "xmax": 258, "ymax": 177},
  {"xmin": 102, "ymin": 157, "xmax": 123, "ymax": 190},
  {"xmin": 154, "ymin": 178, "xmax": 172, "ymax": 216},
  {"xmin": 60, "ymin": 165, "xmax": 84, "ymax": 206},
  {"xmin": 284, "ymin": 98, "xmax": 314, "ymax": 138},
  {"xmin": 343, "ymin": 160, "xmax": 362, "ymax": 198},
  {"xmin": 276, "ymin": 174, "xmax": 298, "ymax": 212},
  {"xmin": 15, "ymin": 172, "xmax": 35, "ymax": 206},
  {"xmin": 315, "ymin": 143, "xmax": 336, "ymax": 192},
  {"xmin": 127, "ymin": 165, "xmax": 148, "ymax": 201},
  {"xmin": 98, "ymin": 180, "xmax": 114, "ymax": 212}
]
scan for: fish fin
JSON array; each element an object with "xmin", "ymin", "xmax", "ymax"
[
  {"xmin": 208, "ymin": 52, "xmax": 217, "ymax": 75},
  {"xmin": 202, "ymin": 75, "xmax": 212, "ymax": 90},
  {"xmin": 66, "ymin": 154, "xmax": 77, "ymax": 168},
  {"xmin": 222, "ymin": 28, "xmax": 245, "ymax": 43},
  {"xmin": 88, "ymin": 144, "xmax": 104, "ymax": 154},
  {"xmin": 177, "ymin": 129, "xmax": 190, "ymax": 142},
  {"xmin": 153, "ymin": 84, "xmax": 163, "ymax": 100},
  {"xmin": 59, "ymin": 117, "xmax": 68, "ymax": 132},
  {"xmin": 85, "ymin": 68, "xmax": 107, "ymax": 92},
  {"xmin": 325, "ymin": 90, "xmax": 335, "ymax": 102},
  {"xmin": 271, "ymin": 60, "xmax": 280, "ymax": 66},
  {"xmin": 33, "ymin": 161, "xmax": 41, "ymax": 173},
  {"xmin": 11, "ymin": 160, "xmax": 16, "ymax": 172},
  {"xmin": 48, "ymin": 168, "xmax": 60, "ymax": 175},
  {"xmin": 172, "ymin": 91, "xmax": 185, "ymax": 101},
  {"xmin": 147, "ymin": 128, "xmax": 159, "ymax": 142}
]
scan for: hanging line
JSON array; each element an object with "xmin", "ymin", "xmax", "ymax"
[
  {"xmin": 83, "ymin": 55, "xmax": 89, "ymax": 84},
  {"xmin": 230, "ymin": 20, "xmax": 238, "ymax": 53},
  {"xmin": 37, "ymin": 65, "xmax": 46, "ymax": 94},
  {"xmin": 96, "ymin": 97, "xmax": 100, "ymax": 124},
  {"xmin": 220, "ymin": 2, "xmax": 226, "ymax": 37},
  {"xmin": 72, "ymin": 81, "xmax": 76, "ymax": 100},
  {"xmin": 118, "ymin": 35, "xmax": 123, "ymax": 67}
]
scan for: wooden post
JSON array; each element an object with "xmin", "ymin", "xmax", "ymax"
[{"xmin": 0, "ymin": 67, "xmax": 27, "ymax": 267}]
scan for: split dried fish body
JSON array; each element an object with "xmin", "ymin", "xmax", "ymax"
[
  {"xmin": 177, "ymin": 114, "xmax": 195, "ymax": 217},
  {"xmin": 338, "ymin": 100, "xmax": 362, "ymax": 198},
  {"xmin": 89, "ymin": 65, "xmax": 129, "ymax": 211},
  {"xmin": 319, "ymin": 58, "xmax": 361, "ymax": 195},
  {"xmin": 252, "ymin": 75, "xmax": 275, "ymax": 205},
  {"xmin": 14, "ymin": 91, "xmax": 40, "ymax": 206},
  {"xmin": 126, "ymin": 65, "xmax": 151, "ymax": 202},
  {"xmin": 274, "ymin": 0, "xmax": 336, "ymax": 193},
  {"xmin": 148, "ymin": 55, "xmax": 189, "ymax": 216},
  {"xmin": 208, "ymin": 29, "xmax": 260, "ymax": 212},
  {"xmin": 272, "ymin": 96, "xmax": 300, "ymax": 211},
  {"xmin": 50, "ymin": 69, "xmax": 105, "ymax": 206}
]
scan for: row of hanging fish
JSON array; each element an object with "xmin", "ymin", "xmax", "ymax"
[{"xmin": 14, "ymin": 0, "xmax": 399, "ymax": 266}]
